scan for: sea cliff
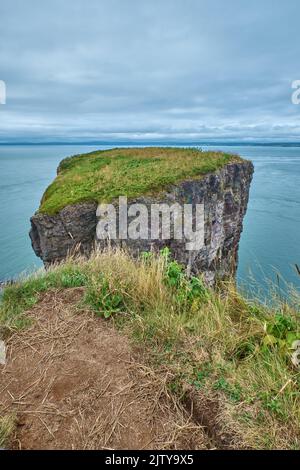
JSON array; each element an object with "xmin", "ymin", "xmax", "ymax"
[{"xmin": 29, "ymin": 147, "xmax": 254, "ymax": 284}]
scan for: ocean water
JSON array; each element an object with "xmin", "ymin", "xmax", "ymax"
[{"xmin": 0, "ymin": 144, "xmax": 299, "ymax": 298}]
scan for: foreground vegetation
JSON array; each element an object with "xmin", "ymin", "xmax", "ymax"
[
  {"xmin": 39, "ymin": 147, "xmax": 240, "ymax": 214},
  {"xmin": 1, "ymin": 248, "xmax": 300, "ymax": 449}
]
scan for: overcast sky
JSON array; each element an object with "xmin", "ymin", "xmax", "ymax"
[{"xmin": 0, "ymin": 0, "xmax": 300, "ymax": 143}]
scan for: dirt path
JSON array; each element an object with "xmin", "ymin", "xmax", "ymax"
[{"xmin": 0, "ymin": 288, "xmax": 208, "ymax": 450}]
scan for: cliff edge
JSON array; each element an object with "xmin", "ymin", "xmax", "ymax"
[{"xmin": 29, "ymin": 147, "xmax": 254, "ymax": 284}]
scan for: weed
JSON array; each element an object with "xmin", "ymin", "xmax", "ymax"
[
  {"xmin": 85, "ymin": 276, "xmax": 126, "ymax": 318},
  {"xmin": 213, "ymin": 377, "xmax": 242, "ymax": 403},
  {"xmin": 191, "ymin": 363, "xmax": 212, "ymax": 390}
]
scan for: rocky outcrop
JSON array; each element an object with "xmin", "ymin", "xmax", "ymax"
[
  {"xmin": 30, "ymin": 202, "xmax": 98, "ymax": 267},
  {"xmin": 30, "ymin": 160, "xmax": 254, "ymax": 284}
]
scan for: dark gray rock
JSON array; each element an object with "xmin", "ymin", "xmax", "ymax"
[
  {"xmin": 30, "ymin": 161, "xmax": 254, "ymax": 284},
  {"xmin": 30, "ymin": 201, "xmax": 98, "ymax": 266}
]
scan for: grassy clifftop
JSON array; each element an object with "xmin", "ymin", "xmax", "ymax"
[
  {"xmin": 39, "ymin": 147, "xmax": 242, "ymax": 215},
  {"xmin": 1, "ymin": 249, "xmax": 300, "ymax": 449}
]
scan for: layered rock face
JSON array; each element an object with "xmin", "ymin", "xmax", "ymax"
[{"xmin": 30, "ymin": 161, "xmax": 253, "ymax": 284}]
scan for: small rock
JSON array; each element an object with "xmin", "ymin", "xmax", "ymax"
[
  {"xmin": 0, "ymin": 340, "xmax": 6, "ymax": 365},
  {"xmin": 291, "ymin": 340, "xmax": 300, "ymax": 370}
]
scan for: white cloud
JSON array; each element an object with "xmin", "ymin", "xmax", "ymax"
[{"xmin": 0, "ymin": 0, "xmax": 299, "ymax": 142}]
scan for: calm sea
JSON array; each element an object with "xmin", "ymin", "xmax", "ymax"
[{"xmin": 0, "ymin": 144, "xmax": 299, "ymax": 298}]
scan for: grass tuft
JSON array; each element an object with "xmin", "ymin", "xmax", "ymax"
[{"xmin": 0, "ymin": 415, "xmax": 15, "ymax": 448}]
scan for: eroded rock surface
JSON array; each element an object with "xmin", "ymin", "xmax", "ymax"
[{"xmin": 30, "ymin": 161, "xmax": 254, "ymax": 283}]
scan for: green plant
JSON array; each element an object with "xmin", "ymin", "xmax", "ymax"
[
  {"xmin": 213, "ymin": 377, "xmax": 242, "ymax": 402},
  {"xmin": 141, "ymin": 251, "xmax": 154, "ymax": 263},
  {"xmin": 165, "ymin": 260, "xmax": 184, "ymax": 289},
  {"xmin": 85, "ymin": 277, "xmax": 125, "ymax": 318},
  {"xmin": 186, "ymin": 276, "xmax": 209, "ymax": 302},
  {"xmin": 162, "ymin": 251, "xmax": 209, "ymax": 305},
  {"xmin": 191, "ymin": 363, "xmax": 212, "ymax": 390},
  {"xmin": 259, "ymin": 391, "xmax": 285, "ymax": 418},
  {"xmin": 262, "ymin": 313, "xmax": 300, "ymax": 352},
  {"xmin": 60, "ymin": 271, "xmax": 88, "ymax": 288}
]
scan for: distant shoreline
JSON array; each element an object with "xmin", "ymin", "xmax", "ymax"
[{"xmin": 1, "ymin": 141, "xmax": 300, "ymax": 147}]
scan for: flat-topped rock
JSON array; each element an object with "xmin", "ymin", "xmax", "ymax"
[{"xmin": 30, "ymin": 147, "xmax": 254, "ymax": 284}]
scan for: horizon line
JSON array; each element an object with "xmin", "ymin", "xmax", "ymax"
[{"xmin": 1, "ymin": 140, "xmax": 300, "ymax": 147}]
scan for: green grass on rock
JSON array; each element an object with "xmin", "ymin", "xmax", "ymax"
[{"xmin": 39, "ymin": 147, "xmax": 241, "ymax": 215}]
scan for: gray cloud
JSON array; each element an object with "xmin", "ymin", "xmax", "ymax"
[{"xmin": 0, "ymin": 0, "xmax": 300, "ymax": 142}]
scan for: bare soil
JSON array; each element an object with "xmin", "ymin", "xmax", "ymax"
[{"xmin": 0, "ymin": 288, "xmax": 208, "ymax": 450}]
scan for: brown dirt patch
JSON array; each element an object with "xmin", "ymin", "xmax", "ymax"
[
  {"xmin": 0, "ymin": 288, "xmax": 208, "ymax": 450},
  {"xmin": 184, "ymin": 387, "xmax": 243, "ymax": 449}
]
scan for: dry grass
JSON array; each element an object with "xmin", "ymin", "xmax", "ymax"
[
  {"xmin": 1, "ymin": 247, "xmax": 300, "ymax": 449},
  {"xmin": 0, "ymin": 287, "xmax": 208, "ymax": 450},
  {"xmin": 0, "ymin": 414, "xmax": 15, "ymax": 447}
]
